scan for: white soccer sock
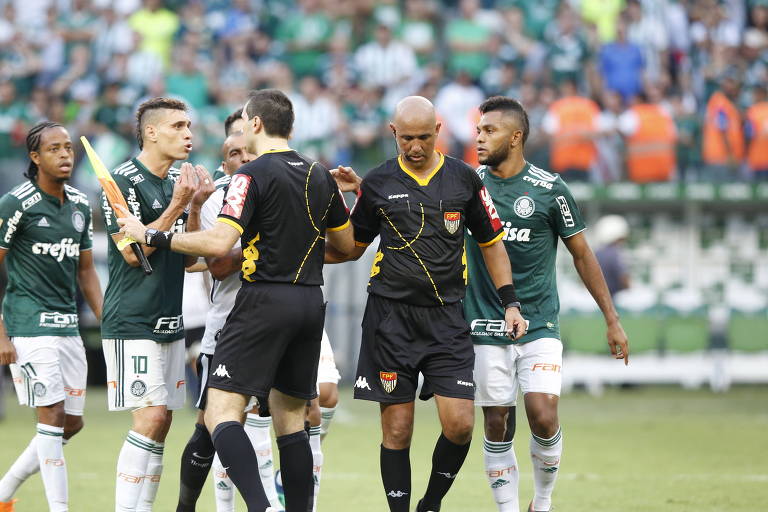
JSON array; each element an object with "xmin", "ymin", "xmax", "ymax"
[
  {"xmin": 530, "ymin": 428, "xmax": 562, "ymax": 511},
  {"xmin": 211, "ymin": 452, "xmax": 235, "ymax": 512},
  {"xmin": 135, "ymin": 442, "xmax": 163, "ymax": 512},
  {"xmin": 483, "ymin": 437, "xmax": 519, "ymax": 512},
  {"xmin": 309, "ymin": 425, "xmax": 323, "ymax": 512},
  {"xmin": 115, "ymin": 431, "xmax": 153, "ymax": 512},
  {"xmin": 36, "ymin": 423, "xmax": 67, "ymax": 512},
  {"xmin": 319, "ymin": 406, "xmax": 336, "ymax": 440},
  {"xmin": 244, "ymin": 414, "xmax": 281, "ymax": 508},
  {"xmin": 0, "ymin": 436, "xmax": 39, "ymax": 501}
]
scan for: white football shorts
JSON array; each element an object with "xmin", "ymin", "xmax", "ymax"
[
  {"xmin": 10, "ymin": 335, "xmax": 87, "ymax": 415},
  {"xmin": 102, "ymin": 338, "xmax": 186, "ymax": 411},
  {"xmin": 317, "ymin": 329, "xmax": 341, "ymax": 385},
  {"xmin": 474, "ymin": 337, "xmax": 563, "ymax": 407}
]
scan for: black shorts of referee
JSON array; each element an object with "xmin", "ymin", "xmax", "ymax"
[
  {"xmin": 209, "ymin": 282, "xmax": 325, "ymax": 400},
  {"xmin": 353, "ymin": 293, "xmax": 475, "ymax": 403}
]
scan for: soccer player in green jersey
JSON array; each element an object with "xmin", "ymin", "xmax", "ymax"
[
  {"xmin": 100, "ymin": 98, "xmax": 213, "ymax": 512},
  {"xmin": 0, "ymin": 122, "xmax": 103, "ymax": 512},
  {"xmin": 465, "ymin": 96, "xmax": 630, "ymax": 512}
]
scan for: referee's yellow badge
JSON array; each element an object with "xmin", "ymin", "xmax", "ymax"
[
  {"xmin": 444, "ymin": 212, "xmax": 461, "ymax": 234},
  {"xmin": 380, "ymin": 371, "xmax": 398, "ymax": 393}
]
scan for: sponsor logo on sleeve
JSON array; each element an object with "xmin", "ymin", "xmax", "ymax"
[
  {"xmin": 556, "ymin": 196, "xmax": 575, "ymax": 228},
  {"xmin": 4, "ymin": 210, "xmax": 22, "ymax": 243},
  {"xmin": 479, "ymin": 186, "xmax": 502, "ymax": 231},
  {"xmin": 221, "ymin": 174, "xmax": 252, "ymax": 219},
  {"xmin": 22, "ymin": 192, "xmax": 42, "ymax": 210}
]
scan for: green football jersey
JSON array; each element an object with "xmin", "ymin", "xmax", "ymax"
[
  {"xmin": 0, "ymin": 180, "xmax": 93, "ymax": 336},
  {"xmin": 212, "ymin": 167, "xmax": 227, "ymax": 182},
  {"xmin": 101, "ymin": 158, "xmax": 188, "ymax": 343},
  {"xmin": 464, "ymin": 163, "xmax": 586, "ymax": 345}
]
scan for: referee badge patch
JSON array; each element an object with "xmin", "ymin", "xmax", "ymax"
[
  {"xmin": 130, "ymin": 379, "xmax": 147, "ymax": 397},
  {"xmin": 444, "ymin": 212, "xmax": 461, "ymax": 234},
  {"xmin": 380, "ymin": 371, "xmax": 398, "ymax": 393}
]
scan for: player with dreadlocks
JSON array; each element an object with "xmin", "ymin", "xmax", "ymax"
[{"xmin": 0, "ymin": 122, "xmax": 103, "ymax": 512}]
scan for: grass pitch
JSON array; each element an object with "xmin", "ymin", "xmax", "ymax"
[{"xmin": 1, "ymin": 385, "xmax": 766, "ymax": 511}]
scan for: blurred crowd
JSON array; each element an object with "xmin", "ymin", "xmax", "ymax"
[{"xmin": 1, "ymin": 0, "xmax": 768, "ymax": 193}]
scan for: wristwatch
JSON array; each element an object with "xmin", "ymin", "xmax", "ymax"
[
  {"xmin": 504, "ymin": 301, "xmax": 522, "ymax": 311},
  {"xmin": 144, "ymin": 228, "xmax": 158, "ymax": 246}
]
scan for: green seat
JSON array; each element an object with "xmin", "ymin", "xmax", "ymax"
[
  {"xmin": 616, "ymin": 312, "xmax": 661, "ymax": 354},
  {"xmin": 663, "ymin": 314, "xmax": 710, "ymax": 352},
  {"xmin": 560, "ymin": 313, "xmax": 606, "ymax": 354},
  {"xmin": 728, "ymin": 313, "xmax": 768, "ymax": 352}
]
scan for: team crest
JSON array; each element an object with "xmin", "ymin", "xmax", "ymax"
[
  {"xmin": 443, "ymin": 212, "xmax": 461, "ymax": 234},
  {"xmin": 71, "ymin": 210, "xmax": 85, "ymax": 232},
  {"xmin": 380, "ymin": 371, "xmax": 397, "ymax": 393},
  {"xmin": 33, "ymin": 382, "xmax": 47, "ymax": 397},
  {"xmin": 130, "ymin": 379, "xmax": 147, "ymax": 397},
  {"xmin": 513, "ymin": 196, "xmax": 535, "ymax": 218}
]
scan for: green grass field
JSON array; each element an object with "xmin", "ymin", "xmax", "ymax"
[{"xmin": 1, "ymin": 385, "xmax": 766, "ymax": 511}]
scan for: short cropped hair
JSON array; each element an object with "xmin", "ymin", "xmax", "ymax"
[
  {"xmin": 224, "ymin": 108, "xmax": 243, "ymax": 137},
  {"xmin": 244, "ymin": 89, "xmax": 294, "ymax": 139},
  {"xmin": 479, "ymin": 96, "xmax": 530, "ymax": 145},
  {"xmin": 135, "ymin": 97, "xmax": 188, "ymax": 149}
]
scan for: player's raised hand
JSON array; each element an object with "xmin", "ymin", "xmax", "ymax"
[
  {"xmin": 607, "ymin": 321, "xmax": 629, "ymax": 365},
  {"xmin": 171, "ymin": 162, "xmax": 197, "ymax": 207},
  {"xmin": 331, "ymin": 165, "xmax": 362, "ymax": 194},
  {"xmin": 191, "ymin": 165, "xmax": 215, "ymax": 207},
  {"xmin": 504, "ymin": 306, "xmax": 527, "ymax": 341},
  {"xmin": 115, "ymin": 204, "xmax": 148, "ymax": 244},
  {"xmin": 0, "ymin": 336, "xmax": 17, "ymax": 365}
]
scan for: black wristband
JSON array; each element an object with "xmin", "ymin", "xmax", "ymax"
[
  {"xmin": 147, "ymin": 229, "xmax": 174, "ymax": 249},
  {"xmin": 497, "ymin": 284, "xmax": 519, "ymax": 308}
]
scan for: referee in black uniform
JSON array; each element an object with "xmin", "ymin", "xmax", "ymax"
[
  {"xmin": 328, "ymin": 96, "xmax": 526, "ymax": 512},
  {"xmin": 118, "ymin": 89, "xmax": 354, "ymax": 512}
]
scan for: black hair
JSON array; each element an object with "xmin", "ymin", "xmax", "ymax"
[
  {"xmin": 25, "ymin": 121, "xmax": 63, "ymax": 180},
  {"xmin": 244, "ymin": 89, "xmax": 294, "ymax": 139},
  {"xmin": 478, "ymin": 96, "xmax": 530, "ymax": 145},
  {"xmin": 135, "ymin": 97, "xmax": 188, "ymax": 149},
  {"xmin": 224, "ymin": 108, "xmax": 244, "ymax": 137}
]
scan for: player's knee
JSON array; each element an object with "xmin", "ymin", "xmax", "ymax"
[
  {"xmin": 38, "ymin": 402, "xmax": 66, "ymax": 427},
  {"xmin": 483, "ymin": 410, "xmax": 507, "ymax": 442},
  {"xmin": 444, "ymin": 417, "xmax": 474, "ymax": 445},
  {"xmin": 382, "ymin": 423, "xmax": 413, "ymax": 449},
  {"xmin": 529, "ymin": 409, "xmax": 559, "ymax": 438},
  {"xmin": 319, "ymin": 384, "xmax": 339, "ymax": 408},
  {"xmin": 64, "ymin": 416, "xmax": 84, "ymax": 439},
  {"xmin": 136, "ymin": 408, "xmax": 170, "ymax": 438},
  {"xmin": 307, "ymin": 403, "xmax": 321, "ymax": 427}
]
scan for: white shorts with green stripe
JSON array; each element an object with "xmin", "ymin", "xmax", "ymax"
[
  {"xmin": 9, "ymin": 335, "xmax": 87, "ymax": 415},
  {"xmin": 102, "ymin": 338, "xmax": 186, "ymax": 411}
]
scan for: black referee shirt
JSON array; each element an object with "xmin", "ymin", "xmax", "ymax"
[
  {"xmin": 351, "ymin": 153, "xmax": 504, "ymax": 306},
  {"xmin": 218, "ymin": 149, "xmax": 350, "ymax": 286}
]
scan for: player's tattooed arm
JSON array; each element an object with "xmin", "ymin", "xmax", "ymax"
[
  {"xmin": 77, "ymin": 249, "xmax": 103, "ymax": 320},
  {"xmin": 479, "ymin": 241, "xmax": 526, "ymax": 340},
  {"xmin": 0, "ymin": 249, "xmax": 16, "ymax": 365},
  {"xmin": 563, "ymin": 232, "xmax": 629, "ymax": 365},
  {"xmin": 112, "ymin": 164, "xmax": 198, "ymax": 266}
]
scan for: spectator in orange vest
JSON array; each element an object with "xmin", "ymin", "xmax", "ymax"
[
  {"xmin": 745, "ymin": 85, "xmax": 768, "ymax": 181},
  {"xmin": 618, "ymin": 87, "xmax": 678, "ymax": 183},
  {"xmin": 702, "ymin": 74, "xmax": 745, "ymax": 181},
  {"xmin": 542, "ymin": 79, "xmax": 600, "ymax": 182}
]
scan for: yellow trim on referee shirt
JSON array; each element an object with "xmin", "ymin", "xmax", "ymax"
[
  {"xmin": 354, "ymin": 240, "xmax": 371, "ymax": 247},
  {"xmin": 217, "ymin": 217, "xmax": 244, "ymax": 234},
  {"xmin": 327, "ymin": 219, "xmax": 351, "ymax": 232},
  {"xmin": 397, "ymin": 153, "xmax": 445, "ymax": 186},
  {"xmin": 262, "ymin": 148, "xmax": 294, "ymax": 154},
  {"xmin": 478, "ymin": 231, "xmax": 504, "ymax": 247}
]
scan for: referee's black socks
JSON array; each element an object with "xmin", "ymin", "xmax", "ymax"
[
  {"xmin": 177, "ymin": 423, "xmax": 215, "ymax": 512},
  {"xmin": 419, "ymin": 433, "xmax": 471, "ymax": 511},
  {"xmin": 380, "ymin": 445, "xmax": 411, "ymax": 512},
  {"xmin": 277, "ymin": 430, "xmax": 314, "ymax": 512},
  {"xmin": 211, "ymin": 421, "xmax": 271, "ymax": 511}
]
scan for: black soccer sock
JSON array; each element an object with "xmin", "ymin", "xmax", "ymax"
[
  {"xmin": 177, "ymin": 423, "xmax": 216, "ymax": 511},
  {"xmin": 211, "ymin": 421, "xmax": 270, "ymax": 511},
  {"xmin": 276, "ymin": 430, "xmax": 313, "ymax": 512},
  {"xmin": 380, "ymin": 445, "xmax": 411, "ymax": 512},
  {"xmin": 420, "ymin": 434, "xmax": 471, "ymax": 510}
]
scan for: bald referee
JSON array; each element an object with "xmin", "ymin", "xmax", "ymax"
[
  {"xmin": 118, "ymin": 89, "xmax": 354, "ymax": 512},
  {"xmin": 328, "ymin": 96, "xmax": 526, "ymax": 512}
]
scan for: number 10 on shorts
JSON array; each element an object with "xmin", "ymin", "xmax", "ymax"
[{"xmin": 132, "ymin": 355, "xmax": 148, "ymax": 374}]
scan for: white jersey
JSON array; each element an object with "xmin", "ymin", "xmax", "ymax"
[{"xmin": 200, "ymin": 185, "xmax": 241, "ymax": 354}]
